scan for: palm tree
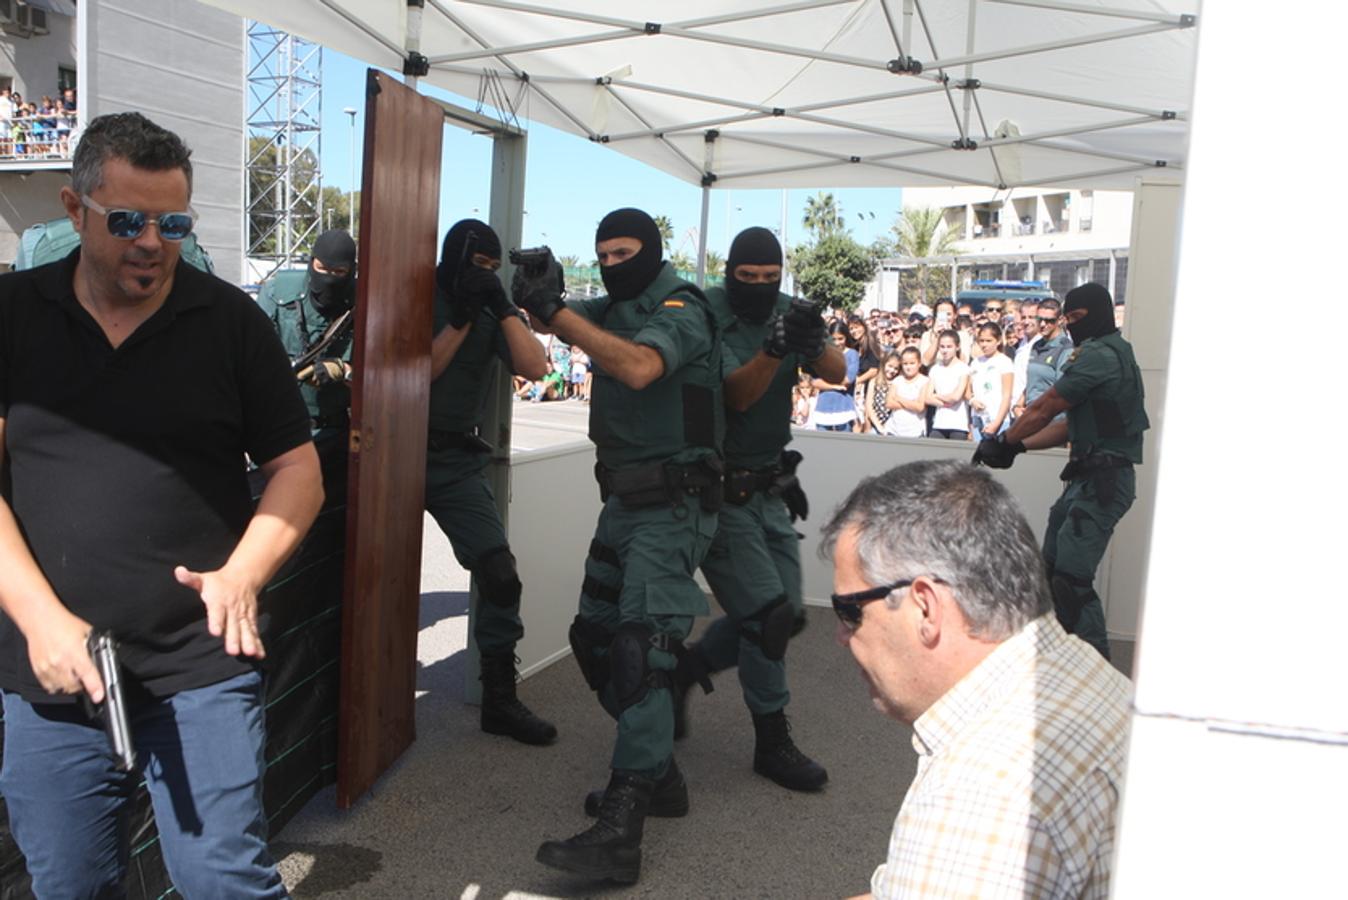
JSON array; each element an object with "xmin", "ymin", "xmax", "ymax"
[
  {"xmin": 653, "ymin": 215, "xmax": 675, "ymax": 253},
  {"xmin": 559, "ymin": 254, "xmax": 581, "ymax": 269},
  {"xmin": 802, "ymin": 192, "xmax": 843, "ymax": 240},
  {"xmin": 671, "ymin": 251, "xmax": 695, "ymax": 273},
  {"xmin": 704, "ymin": 250, "xmax": 725, "ymax": 278},
  {"xmin": 893, "ymin": 206, "xmax": 962, "ymax": 304}
]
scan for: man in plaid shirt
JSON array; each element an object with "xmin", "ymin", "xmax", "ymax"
[{"xmin": 822, "ymin": 460, "xmax": 1131, "ymax": 899}]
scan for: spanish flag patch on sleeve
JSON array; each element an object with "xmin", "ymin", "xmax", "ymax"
[{"xmin": 663, "ymin": 299, "xmax": 686, "ymax": 309}]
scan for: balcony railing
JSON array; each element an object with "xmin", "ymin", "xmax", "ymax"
[{"xmin": 1, "ymin": 112, "xmax": 76, "ymax": 162}]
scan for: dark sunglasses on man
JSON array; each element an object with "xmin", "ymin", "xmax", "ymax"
[
  {"xmin": 1038, "ymin": 315, "xmax": 1059, "ymax": 327},
  {"xmin": 831, "ymin": 577, "xmax": 948, "ymax": 629},
  {"xmin": 82, "ymin": 195, "xmax": 197, "ymax": 241}
]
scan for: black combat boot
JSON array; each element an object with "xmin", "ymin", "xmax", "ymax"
[
  {"xmin": 536, "ymin": 770, "xmax": 653, "ymax": 884},
  {"xmin": 751, "ymin": 709, "xmax": 828, "ymax": 791},
  {"xmin": 480, "ymin": 653, "xmax": 557, "ymax": 745},
  {"xmin": 584, "ymin": 756, "xmax": 688, "ymax": 818}
]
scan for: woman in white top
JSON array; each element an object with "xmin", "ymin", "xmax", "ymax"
[
  {"xmin": 923, "ymin": 329, "xmax": 971, "ymax": 440},
  {"xmin": 968, "ymin": 322, "xmax": 1015, "ymax": 443},
  {"xmin": 884, "ymin": 346, "xmax": 929, "ymax": 438}
]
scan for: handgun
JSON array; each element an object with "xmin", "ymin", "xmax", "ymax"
[
  {"xmin": 84, "ymin": 631, "xmax": 136, "ymax": 772},
  {"xmin": 509, "ymin": 245, "xmax": 556, "ymax": 278}
]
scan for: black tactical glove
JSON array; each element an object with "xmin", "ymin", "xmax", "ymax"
[
  {"xmin": 761, "ymin": 314, "xmax": 790, "ymax": 359},
  {"xmin": 780, "ymin": 480, "xmax": 809, "ymax": 522},
  {"xmin": 458, "ymin": 266, "xmax": 506, "ymax": 313},
  {"xmin": 782, "ymin": 298, "xmax": 826, "ymax": 361},
  {"xmin": 445, "ymin": 295, "xmax": 474, "ymax": 330},
  {"xmin": 511, "ymin": 254, "xmax": 567, "ymax": 324},
  {"xmin": 311, "ymin": 358, "xmax": 347, "ymax": 386},
  {"xmin": 972, "ymin": 435, "xmax": 1026, "ymax": 469}
]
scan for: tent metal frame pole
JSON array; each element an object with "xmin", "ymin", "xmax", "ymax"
[
  {"xmin": 680, "ymin": 0, "xmax": 857, "ymax": 30},
  {"xmin": 426, "ymin": 29, "xmax": 634, "ymax": 65},
  {"xmin": 790, "ymin": 83, "xmax": 946, "ymax": 114},
  {"xmin": 601, "ymin": 87, "xmax": 705, "ymax": 178},
  {"xmin": 926, "ymin": 21, "xmax": 1185, "ymax": 71},
  {"xmin": 317, "ymin": 0, "xmax": 404, "ymax": 59},
  {"xmin": 404, "ymin": 0, "xmax": 424, "ymax": 88},
  {"xmin": 989, "ymin": 0, "xmax": 1194, "ymax": 26},
  {"xmin": 696, "ymin": 132, "xmax": 716, "ymax": 288},
  {"xmin": 978, "ymin": 81, "xmax": 1183, "ymax": 120},
  {"xmin": 605, "ymin": 111, "xmax": 774, "ymax": 142},
  {"xmin": 425, "ymin": 0, "xmax": 600, "ymax": 139}
]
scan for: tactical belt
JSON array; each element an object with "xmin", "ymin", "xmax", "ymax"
[
  {"xmin": 1060, "ymin": 453, "xmax": 1132, "ymax": 482},
  {"xmin": 594, "ymin": 458, "xmax": 724, "ymax": 512},
  {"xmin": 428, "ymin": 430, "xmax": 492, "ymax": 454},
  {"xmin": 724, "ymin": 465, "xmax": 781, "ymax": 505}
]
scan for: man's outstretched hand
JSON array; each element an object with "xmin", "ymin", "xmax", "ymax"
[
  {"xmin": 175, "ymin": 565, "xmax": 266, "ymax": 658},
  {"xmin": 971, "ymin": 435, "xmax": 1026, "ymax": 469}
]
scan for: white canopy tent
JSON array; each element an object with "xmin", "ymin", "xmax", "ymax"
[{"xmin": 207, "ymin": 0, "xmax": 1196, "ymax": 273}]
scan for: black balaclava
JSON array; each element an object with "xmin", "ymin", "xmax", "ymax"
[
  {"xmin": 1062, "ymin": 282, "xmax": 1117, "ymax": 344},
  {"xmin": 436, "ymin": 218, "xmax": 502, "ymax": 297},
  {"xmin": 725, "ymin": 226, "xmax": 783, "ymax": 324},
  {"xmin": 595, "ymin": 208, "xmax": 663, "ymax": 302},
  {"xmin": 307, "ymin": 229, "xmax": 357, "ymax": 317}
]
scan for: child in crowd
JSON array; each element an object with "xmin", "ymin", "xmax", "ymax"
[
  {"xmin": 885, "ymin": 347, "xmax": 929, "ymax": 438},
  {"xmin": 968, "ymin": 322, "xmax": 1014, "ymax": 442},
  {"xmin": 569, "ymin": 348, "xmax": 589, "ymax": 401},
  {"xmin": 923, "ymin": 329, "xmax": 971, "ymax": 440},
  {"xmin": 865, "ymin": 353, "xmax": 900, "ymax": 435},
  {"xmin": 813, "ymin": 321, "xmax": 859, "ymax": 431},
  {"xmin": 792, "ymin": 370, "xmax": 815, "ymax": 426}
]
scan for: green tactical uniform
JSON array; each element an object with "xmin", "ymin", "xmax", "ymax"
[
  {"xmin": 571, "ymin": 262, "xmax": 723, "ymax": 775},
  {"xmin": 698, "ymin": 289, "xmax": 804, "ymax": 715},
  {"xmin": 424, "ymin": 296, "xmax": 523, "ymax": 656},
  {"xmin": 255, "ymin": 269, "xmax": 353, "ymax": 427},
  {"xmin": 1046, "ymin": 331, "xmax": 1149, "ymax": 658}
]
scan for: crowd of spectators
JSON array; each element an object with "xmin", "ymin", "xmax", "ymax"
[
  {"xmin": 0, "ymin": 86, "xmax": 77, "ymax": 160},
  {"xmin": 793, "ymin": 294, "xmax": 1124, "ymax": 438},
  {"xmin": 513, "ymin": 333, "xmax": 590, "ymax": 403}
]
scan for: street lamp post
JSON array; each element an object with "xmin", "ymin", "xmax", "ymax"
[{"xmin": 343, "ymin": 107, "xmax": 357, "ymax": 236}]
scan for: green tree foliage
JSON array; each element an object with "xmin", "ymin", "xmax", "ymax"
[
  {"xmin": 653, "ymin": 215, "xmax": 675, "ymax": 253},
  {"xmin": 790, "ymin": 233, "xmax": 878, "ymax": 313},
  {"xmin": 704, "ymin": 249, "xmax": 725, "ymax": 278},
  {"xmin": 892, "ymin": 206, "xmax": 962, "ymax": 305},
  {"xmin": 318, "ymin": 185, "xmax": 360, "ymax": 234},
  {"xmin": 802, "ymin": 191, "xmax": 844, "ymax": 241}
]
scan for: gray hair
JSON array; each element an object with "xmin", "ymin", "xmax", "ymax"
[
  {"xmin": 70, "ymin": 112, "xmax": 193, "ymax": 197},
  {"xmin": 819, "ymin": 459, "xmax": 1051, "ymax": 640}
]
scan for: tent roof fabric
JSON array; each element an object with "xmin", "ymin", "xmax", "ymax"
[{"xmin": 207, "ymin": 0, "xmax": 1198, "ymax": 191}]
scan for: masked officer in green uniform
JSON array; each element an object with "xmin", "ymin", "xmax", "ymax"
[
  {"xmin": 676, "ymin": 227, "xmax": 845, "ymax": 792},
  {"xmin": 255, "ymin": 229, "xmax": 356, "ymax": 491},
  {"xmin": 974, "ymin": 283, "xmax": 1148, "ymax": 660},
  {"xmin": 256, "ymin": 229, "xmax": 357, "ymax": 431},
  {"xmin": 426, "ymin": 218, "xmax": 557, "ymax": 745},
  {"xmin": 515, "ymin": 208, "xmax": 723, "ymax": 885}
]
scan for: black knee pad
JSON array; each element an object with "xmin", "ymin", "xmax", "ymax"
[
  {"xmin": 1051, "ymin": 573, "xmax": 1092, "ymax": 634},
  {"xmin": 740, "ymin": 595, "xmax": 795, "ymax": 662},
  {"xmin": 610, "ymin": 624, "xmax": 658, "ymax": 712},
  {"xmin": 569, "ymin": 615, "xmax": 612, "ymax": 692},
  {"xmin": 475, "ymin": 545, "xmax": 522, "ymax": 609}
]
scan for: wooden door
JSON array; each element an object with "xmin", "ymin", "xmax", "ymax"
[{"xmin": 337, "ymin": 70, "xmax": 443, "ymax": 808}]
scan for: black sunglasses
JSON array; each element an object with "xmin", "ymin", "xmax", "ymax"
[
  {"xmin": 82, "ymin": 195, "xmax": 197, "ymax": 241},
  {"xmin": 1038, "ymin": 316, "xmax": 1059, "ymax": 324},
  {"xmin": 832, "ymin": 579, "xmax": 911, "ymax": 628}
]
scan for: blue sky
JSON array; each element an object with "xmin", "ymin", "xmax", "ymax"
[{"xmin": 315, "ymin": 50, "xmax": 901, "ymax": 263}]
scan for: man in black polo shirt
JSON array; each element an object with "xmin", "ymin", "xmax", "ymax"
[{"xmin": 0, "ymin": 113, "xmax": 321, "ymax": 898}]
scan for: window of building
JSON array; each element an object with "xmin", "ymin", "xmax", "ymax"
[{"xmin": 58, "ymin": 67, "xmax": 76, "ymax": 93}]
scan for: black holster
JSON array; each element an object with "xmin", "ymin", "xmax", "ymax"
[{"xmin": 596, "ymin": 458, "xmax": 724, "ymax": 513}]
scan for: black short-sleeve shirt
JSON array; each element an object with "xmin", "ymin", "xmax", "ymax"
[{"xmin": 0, "ymin": 251, "xmax": 313, "ymax": 701}]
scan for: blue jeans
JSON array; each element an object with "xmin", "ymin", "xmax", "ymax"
[{"xmin": 1, "ymin": 671, "xmax": 287, "ymax": 899}]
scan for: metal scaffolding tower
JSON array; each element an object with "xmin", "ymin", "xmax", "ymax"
[{"xmin": 246, "ymin": 23, "xmax": 322, "ymax": 281}]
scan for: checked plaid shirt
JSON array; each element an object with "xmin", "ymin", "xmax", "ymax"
[{"xmin": 871, "ymin": 614, "xmax": 1132, "ymax": 899}]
